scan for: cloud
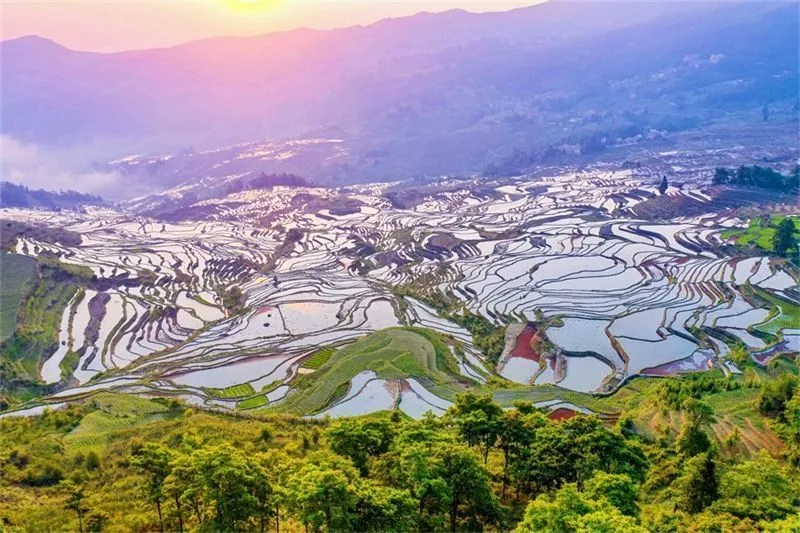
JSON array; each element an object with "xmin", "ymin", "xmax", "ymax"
[{"xmin": 0, "ymin": 135, "xmax": 122, "ymax": 199}]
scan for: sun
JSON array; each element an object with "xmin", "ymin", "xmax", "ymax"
[{"xmin": 223, "ymin": 0, "xmax": 278, "ymax": 14}]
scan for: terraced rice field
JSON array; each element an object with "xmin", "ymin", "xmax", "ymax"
[
  {"xmin": 63, "ymin": 394, "xmax": 174, "ymax": 452},
  {"xmin": 0, "ymin": 252, "xmax": 36, "ymax": 341},
  {"xmin": 721, "ymin": 215, "xmax": 800, "ymax": 252},
  {"xmin": 302, "ymin": 346, "xmax": 336, "ymax": 369},
  {"xmin": 1, "ymin": 169, "xmax": 798, "ymax": 417},
  {"xmin": 283, "ymin": 328, "xmax": 465, "ymax": 415},
  {"xmin": 209, "ymin": 383, "xmax": 255, "ymax": 398}
]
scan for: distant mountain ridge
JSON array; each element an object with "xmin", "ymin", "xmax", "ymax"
[
  {"xmin": 0, "ymin": 182, "xmax": 104, "ymax": 209},
  {"xmin": 2, "ymin": 1, "xmax": 797, "ymax": 192}
]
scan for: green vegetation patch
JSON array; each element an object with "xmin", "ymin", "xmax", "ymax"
[
  {"xmin": 301, "ymin": 346, "xmax": 336, "ymax": 370},
  {"xmin": 281, "ymin": 327, "xmax": 465, "ymax": 415},
  {"xmin": 1, "ymin": 355, "xmax": 800, "ymax": 533},
  {"xmin": 237, "ymin": 394, "xmax": 268, "ymax": 410},
  {"xmin": 208, "ymin": 383, "xmax": 255, "ymax": 399},
  {"xmin": 722, "ymin": 215, "xmax": 800, "ymax": 254},
  {"xmin": 63, "ymin": 394, "xmax": 174, "ymax": 453},
  {"xmin": 0, "ymin": 219, "xmax": 83, "ymax": 251},
  {"xmin": 0, "ymin": 252, "xmax": 37, "ymax": 342},
  {"xmin": 59, "ymin": 350, "xmax": 81, "ymax": 381},
  {"xmin": 392, "ymin": 285, "xmax": 508, "ymax": 365},
  {"xmin": 750, "ymin": 288, "xmax": 800, "ymax": 335},
  {"xmin": 1, "ymin": 260, "xmax": 79, "ymax": 386}
]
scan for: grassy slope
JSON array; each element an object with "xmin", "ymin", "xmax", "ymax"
[
  {"xmin": 752, "ymin": 288, "xmax": 800, "ymax": 335},
  {"xmin": 721, "ymin": 215, "xmax": 800, "ymax": 252},
  {"xmin": 0, "ymin": 253, "xmax": 37, "ymax": 342},
  {"xmin": 495, "ymin": 358, "xmax": 798, "ymax": 460},
  {"xmin": 301, "ymin": 346, "xmax": 336, "ymax": 369},
  {"xmin": 279, "ymin": 327, "xmax": 465, "ymax": 415},
  {"xmin": 63, "ymin": 394, "xmax": 175, "ymax": 453},
  {"xmin": 1, "ymin": 264, "xmax": 77, "ymax": 380},
  {"xmin": 208, "ymin": 383, "xmax": 255, "ymax": 399}
]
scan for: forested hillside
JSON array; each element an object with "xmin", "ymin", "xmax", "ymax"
[
  {"xmin": 1, "ymin": 356, "xmax": 798, "ymax": 532},
  {"xmin": 0, "ymin": 183, "xmax": 103, "ymax": 209}
]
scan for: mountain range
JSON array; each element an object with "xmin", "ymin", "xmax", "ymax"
[{"xmin": 1, "ymin": 0, "xmax": 797, "ymax": 195}]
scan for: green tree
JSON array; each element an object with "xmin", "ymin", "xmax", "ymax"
[
  {"xmin": 435, "ymin": 443, "xmax": 502, "ymax": 532},
  {"xmin": 562, "ymin": 415, "xmax": 649, "ymax": 484},
  {"xmin": 759, "ymin": 373, "xmax": 798, "ymax": 419},
  {"xmin": 84, "ymin": 450, "xmax": 101, "ymax": 471},
  {"xmin": 352, "ymin": 481, "xmax": 416, "ymax": 532},
  {"xmin": 286, "ymin": 451, "xmax": 359, "ymax": 532},
  {"xmin": 763, "ymin": 512, "xmax": 800, "ymax": 532},
  {"xmin": 677, "ymin": 399, "xmax": 715, "ymax": 457},
  {"xmin": 377, "ymin": 441, "xmax": 450, "ymax": 531},
  {"xmin": 64, "ymin": 480, "xmax": 88, "ymax": 533},
  {"xmin": 773, "ymin": 218, "xmax": 797, "ymax": 255},
  {"xmin": 658, "ymin": 175, "xmax": 668, "ymax": 195},
  {"xmin": 584, "ymin": 472, "xmax": 639, "ymax": 516},
  {"xmin": 327, "ymin": 418, "xmax": 394, "ymax": 475},
  {"xmin": 687, "ymin": 510, "xmax": 757, "ymax": 532},
  {"xmin": 130, "ymin": 443, "xmax": 173, "ymax": 532},
  {"xmin": 713, "ymin": 452, "xmax": 797, "ymax": 521},
  {"xmin": 514, "ymin": 484, "xmax": 591, "ymax": 532},
  {"xmin": 447, "ymin": 393, "xmax": 504, "ymax": 464},
  {"xmin": 509, "ymin": 415, "xmax": 647, "ymax": 496},
  {"xmin": 250, "ymin": 462, "xmax": 274, "ymax": 533},
  {"xmin": 516, "ymin": 482, "xmax": 647, "ymax": 533},
  {"xmin": 573, "ymin": 508, "xmax": 647, "ymax": 533},
  {"xmin": 189, "ymin": 445, "xmax": 259, "ymax": 531},
  {"xmin": 255, "ymin": 450, "xmax": 300, "ymax": 533},
  {"xmin": 783, "ymin": 392, "xmax": 800, "ymax": 466},
  {"xmin": 675, "ymin": 452, "xmax": 718, "ymax": 514},
  {"xmin": 164, "ymin": 454, "xmax": 203, "ymax": 529},
  {"xmin": 497, "ymin": 409, "xmax": 544, "ymax": 495}
]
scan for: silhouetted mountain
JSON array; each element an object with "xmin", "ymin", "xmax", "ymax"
[
  {"xmin": 2, "ymin": 1, "xmax": 797, "ymax": 188},
  {"xmin": 0, "ymin": 182, "xmax": 104, "ymax": 209}
]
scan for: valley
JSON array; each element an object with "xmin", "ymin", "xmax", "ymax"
[
  {"xmin": 2, "ymin": 1, "xmax": 799, "ymax": 530},
  {"xmin": 2, "ymin": 163, "xmax": 797, "ymax": 420}
]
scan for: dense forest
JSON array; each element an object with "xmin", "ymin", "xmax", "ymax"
[
  {"xmin": 712, "ymin": 165, "xmax": 799, "ymax": 192},
  {"xmin": 0, "ymin": 182, "xmax": 103, "ymax": 210},
  {"xmin": 225, "ymin": 174, "xmax": 312, "ymax": 196},
  {"xmin": 1, "ymin": 362, "xmax": 798, "ymax": 532}
]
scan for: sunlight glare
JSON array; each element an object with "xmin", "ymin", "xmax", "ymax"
[{"xmin": 223, "ymin": 0, "xmax": 278, "ymax": 14}]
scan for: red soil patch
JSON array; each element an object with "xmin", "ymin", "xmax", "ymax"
[
  {"xmin": 548, "ymin": 407, "xmax": 577, "ymax": 420},
  {"xmin": 510, "ymin": 324, "xmax": 540, "ymax": 361}
]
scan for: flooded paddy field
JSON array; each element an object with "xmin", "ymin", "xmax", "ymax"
[{"xmin": 2, "ymin": 169, "xmax": 797, "ymax": 417}]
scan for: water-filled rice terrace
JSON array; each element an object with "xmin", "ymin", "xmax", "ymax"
[{"xmin": 2, "ymin": 169, "xmax": 798, "ymax": 418}]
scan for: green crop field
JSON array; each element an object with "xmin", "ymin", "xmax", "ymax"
[
  {"xmin": 237, "ymin": 394, "xmax": 268, "ymax": 409},
  {"xmin": 237, "ymin": 380, "xmax": 287, "ymax": 409},
  {"xmin": 1, "ymin": 260, "xmax": 76, "ymax": 382},
  {"xmin": 752, "ymin": 288, "xmax": 800, "ymax": 335},
  {"xmin": 63, "ymin": 394, "xmax": 175, "ymax": 453},
  {"xmin": 0, "ymin": 252, "xmax": 37, "ymax": 342},
  {"xmin": 721, "ymin": 215, "xmax": 800, "ymax": 252},
  {"xmin": 301, "ymin": 346, "xmax": 336, "ymax": 369},
  {"xmin": 280, "ymin": 327, "xmax": 464, "ymax": 415},
  {"xmin": 208, "ymin": 383, "xmax": 255, "ymax": 398}
]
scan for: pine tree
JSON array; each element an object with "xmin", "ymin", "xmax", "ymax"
[
  {"xmin": 773, "ymin": 218, "xmax": 797, "ymax": 255},
  {"xmin": 676, "ymin": 452, "xmax": 718, "ymax": 513},
  {"xmin": 658, "ymin": 176, "xmax": 669, "ymax": 195}
]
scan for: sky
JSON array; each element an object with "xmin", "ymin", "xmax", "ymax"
[{"xmin": 0, "ymin": 0, "xmax": 540, "ymax": 52}]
